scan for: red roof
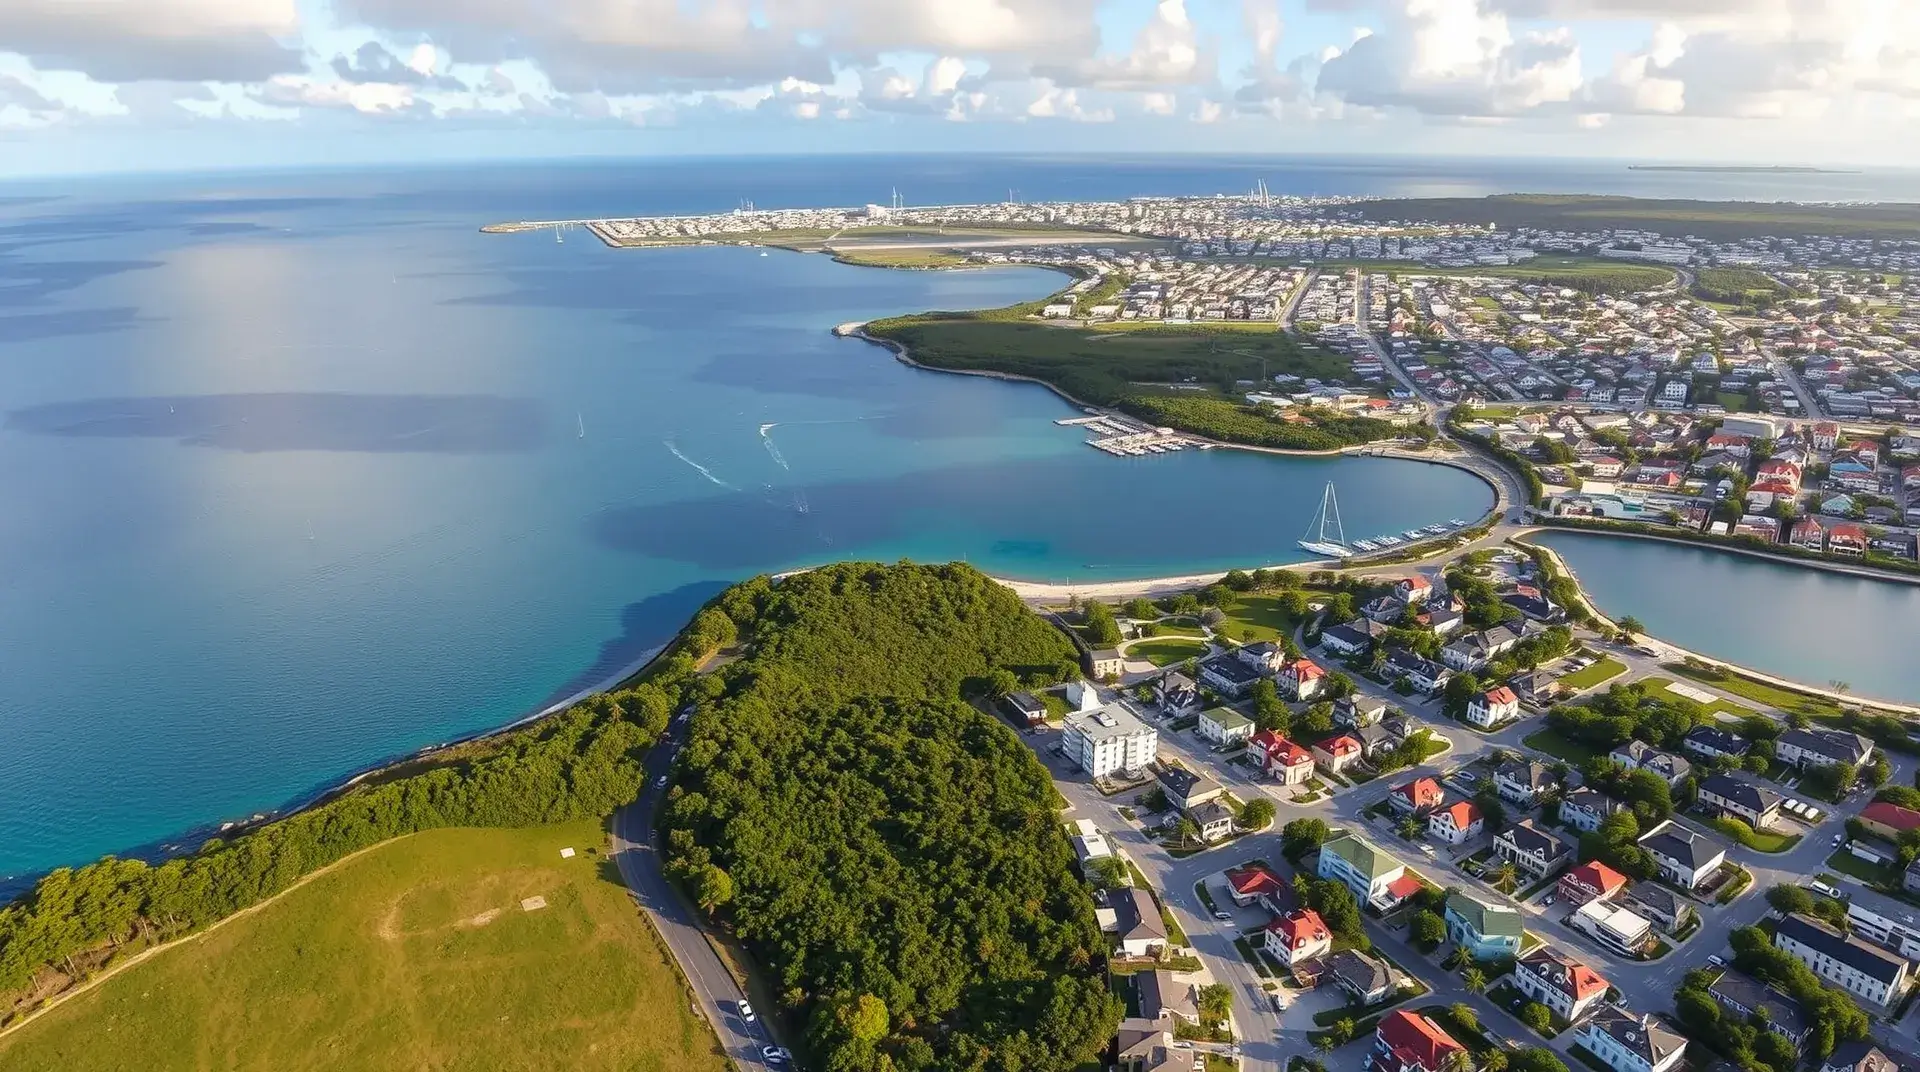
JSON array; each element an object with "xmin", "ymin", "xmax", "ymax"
[
  {"xmin": 1376, "ymin": 1010, "xmax": 1465, "ymax": 1072},
  {"xmin": 1394, "ymin": 777, "xmax": 1444, "ymax": 809},
  {"xmin": 1863, "ymin": 802, "xmax": 1920, "ymax": 833},
  {"xmin": 1434, "ymin": 801, "xmax": 1481, "ymax": 830},
  {"xmin": 1227, "ymin": 865, "xmax": 1287, "ymax": 898},
  {"xmin": 1260, "ymin": 734, "xmax": 1313, "ymax": 768},
  {"xmin": 1319, "ymin": 734, "xmax": 1362, "ymax": 757},
  {"xmin": 1291, "ymin": 658, "xmax": 1327, "ymax": 681},
  {"xmin": 1270, "ymin": 908, "xmax": 1330, "ymax": 950},
  {"xmin": 1567, "ymin": 961, "xmax": 1610, "ymax": 1000},
  {"xmin": 1383, "ymin": 873, "xmax": 1424, "ymax": 901},
  {"xmin": 1563, "ymin": 860, "xmax": 1628, "ymax": 896},
  {"xmin": 1401, "ymin": 576, "xmax": 1432, "ymax": 592},
  {"xmin": 1250, "ymin": 728, "xmax": 1287, "ymax": 754},
  {"xmin": 1483, "ymin": 686, "xmax": 1518, "ymax": 706}
]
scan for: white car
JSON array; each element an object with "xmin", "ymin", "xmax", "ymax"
[
  {"xmin": 1213, "ymin": 911, "xmax": 1234, "ymax": 922},
  {"xmin": 736, "ymin": 1000, "xmax": 756, "ymax": 1023},
  {"xmin": 1834, "ymin": 833, "xmax": 1846, "ymax": 846},
  {"xmin": 762, "ymin": 1045, "xmax": 792, "ymax": 1063},
  {"xmin": 655, "ymin": 775, "xmax": 669, "ymax": 789}
]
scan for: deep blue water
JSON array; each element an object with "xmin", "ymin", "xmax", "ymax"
[
  {"xmin": 5, "ymin": 152, "xmax": 1902, "ymax": 884},
  {"xmin": 1534, "ymin": 532, "xmax": 1920, "ymax": 706}
]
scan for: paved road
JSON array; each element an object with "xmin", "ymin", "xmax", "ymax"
[{"xmin": 610, "ymin": 714, "xmax": 772, "ymax": 1072}]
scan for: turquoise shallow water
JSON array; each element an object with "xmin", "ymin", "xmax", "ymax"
[
  {"xmin": 1534, "ymin": 531, "xmax": 1920, "ymax": 706},
  {"xmin": 0, "ymin": 163, "xmax": 1502, "ymax": 882}
]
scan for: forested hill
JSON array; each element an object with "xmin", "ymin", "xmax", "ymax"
[{"xmin": 663, "ymin": 562, "xmax": 1120, "ymax": 1072}]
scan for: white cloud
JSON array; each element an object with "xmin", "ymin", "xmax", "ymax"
[
  {"xmin": 1313, "ymin": 0, "xmax": 1583, "ymax": 116},
  {"xmin": 0, "ymin": 0, "xmax": 302, "ymax": 82},
  {"xmin": 1037, "ymin": 0, "xmax": 1211, "ymax": 89},
  {"xmin": 257, "ymin": 76, "xmax": 419, "ymax": 115},
  {"xmin": 1141, "ymin": 91, "xmax": 1176, "ymax": 114}
]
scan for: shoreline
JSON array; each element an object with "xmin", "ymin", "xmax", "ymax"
[{"xmin": 1532, "ymin": 522, "xmax": 1920, "ymax": 588}]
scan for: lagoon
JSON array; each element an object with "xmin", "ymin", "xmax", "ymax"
[
  {"xmin": 0, "ymin": 162, "xmax": 1496, "ymax": 882},
  {"xmin": 1533, "ymin": 531, "xmax": 1920, "ymax": 706}
]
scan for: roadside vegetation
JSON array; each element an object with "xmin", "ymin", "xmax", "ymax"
[
  {"xmin": 0, "ymin": 820, "xmax": 728, "ymax": 1072},
  {"xmin": 660, "ymin": 563, "xmax": 1120, "ymax": 1072}
]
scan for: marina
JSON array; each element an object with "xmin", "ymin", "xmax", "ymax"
[
  {"xmin": 1297, "ymin": 481, "xmax": 1473, "ymax": 559},
  {"xmin": 1055, "ymin": 412, "xmax": 1204, "ymax": 456}
]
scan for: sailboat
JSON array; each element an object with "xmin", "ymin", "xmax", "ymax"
[
  {"xmin": 577, "ymin": 412, "xmax": 586, "ymax": 439},
  {"xmin": 1298, "ymin": 481, "xmax": 1354, "ymax": 559}
]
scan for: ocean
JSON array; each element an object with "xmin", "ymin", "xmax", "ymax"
[{"xmin": 0, "ymin": 153, "xmax": 1898, "ymax": 886}]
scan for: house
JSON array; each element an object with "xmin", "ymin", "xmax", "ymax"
[
  {"xmin": 1774, "ymin": 912, "xmax": 1912, "ymax": 1007},
  {"xmin": 1682, "ymin": 725, "xmax": 1749, "ymax": 762},
  {"xmin": 1390, "ymin": 776, "xmax": 1446, "ymax": 816},
  {"xmin": 1114, "ymin": 1018, "xmax": 1187, "ymax": 1072},
  {"xmin": 1495, "ymin": 759, "xmax": 1555, "ymax": 807},
  {"xmin": 1558, "ymin": 860, "xmax": 1629, "ymax": 907},
  {"xmin": 1198, "ymin": 655, "xmax": 1263, "ymax": 698},
  {"xmin": 1637, "ymin": 822, "xmax": 1727, "ymax": 890},
  {"xmin": 1313, "ymin": 734, "xmax": 1366, "ymax": 776},
  {"xmin": 1843, "ymin": 885, "xmax": 1920, "ymax": 961},
  {"xmin": 1821, "ymin": 1043, "xmax": 1907, "ymax": 1072},
  {"xmin": 1618, "ymin": 884, "xmax": 1693, "ymax": 936},
  {"xmin": 1445, "ymin": 891, "xmax": 1524, "ymax": 961},
  {"xmin": 1441, "ymin": 624, "xmax": 1527, "ymax": 673},
  {"xmin": 1504, "ymin": 591, "xmax": 1567, "ymax": 623},
  {"xmin": 1329, "ymin": 948, "xmax": 1395, "ymax": 1005},
  {"xmin": 1135, "ymin": 970, "xmax": 1198, "ymax": 1025},
  {"xmin": 1426, "ymin": 605, "xmax": 1467, "ymax": 637},
  {"xmin": 1337, "ymin": 694, "xmax": 1390, "ymax": 728},
  {"xmin": 1370, "ymin": 1009, "xmax": 1467, "ymax": 1072},
  {"xmin": 1559, "ymin": 787, "xmax": 1621, "ymax": 834},
  {"xmin": 1792, "ymin": 516, "xmax": 1829, "ymax": 550},
  {"xmin": 1363, "ymin": 595, "xmax": 1410, "ymax": 624},
  {"xmin": 1466, "ymin": 686, "xmax": 1521, "ymax": 729},
  {"xmin": 1252, "ymin": 731, "xmax": 1316, "ymax": 784},
  {"xmin": 1087, "ymin": 647, "xmax": 1126, "ymax": 679},
  {"xmin": 1514, "ymin": 946, "xmax": 1611, "ymax": 1023},
  {"xmin": 1495, "ymin": 819, "xmax": 1574, "ymax": 879},
  {"xmin": 1198, "ymin": 706, "xmax": 1255, "ymax": 746},
  {"xmin": 1238, "ymin": 641, "xmax": 1288, "ymax": 675},
  {"xmin": 1004, "ymin": 691, "xmax": 1048, "ymax": 727},
  {"xmin": 1152, "ymin": 672, "xmax": 1200, "ymax": 715},
  {"xmin": 1698, "ymin": 773, "xmax": 1783, "ymax": 828},
  {"xmin": 1385, "ymin": 650, "xmax": 1452, "ymax": 694},
  {"xmin": 1158, "ymin": 765, "xmax": 1224, "ymax": 813},
  {"xmin": 1264, "ymin": 908, "xmax": 1333, "ymax": 967},
  {"xmin": 1777, "ymin": 727, "xmax": 1874, "ymax": 769},
  {"xmin": 1224, "ymin": 865, "xmax": 1289, "ymax": 911},
  {"xmin": 1707, "ymin": 970, "xmax": 1810, "ymax": 1053},
  {"xmin": 1572, "ymin": 899, "xmax": 1654, "ymax": 957},
  {"xmin": 1510, "ymin": 670, "xmax": 1565, "ymax": 708},
  {"xmin": 1608, "ymin": 740, "xmax": 1692, "ymax": 788},
  {"xmin": 1318, "ymin": 833, "xmax": 1411, "ymax": 909},
  {"xmin": 1280, "ymin": 657, "xmax": 1329, "ymax": 701},
  {"xmin": 1190, "ymin": 799, "xmax": 1236, "ymax": 843},
  {"xmin": 1396, "ymin": 576, "xmax": 1435, "ymax": 606},
  {"xmin": 1322, "ymin": 619, "xmax": 1390, "ymax": 658},
  {"xmin": 1428, "ymin": 801, "xmax": 1484, "ymax": 846},
  {"xmin": 1109, "ymin": 887, "xmax": 1169, "ymax": 957},
  {"xmin": 1861, "ymin": 802, "xmax": 1920, "ymax": 843},
  {"xmin": 1063, "ymin": 704, "xmax": 1158, "ymax": 778},
  {"xmin": 1574, "ymin": 1005, "xmax": 1687, "ymax": 1072}
]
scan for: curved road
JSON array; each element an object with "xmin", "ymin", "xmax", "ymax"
[{"xmin": 610, "ymin": 713, "xmax": 771, "ymax": 1071}]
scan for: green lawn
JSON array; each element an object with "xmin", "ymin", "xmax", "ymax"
[
  {"xmin": 1129, "ymin": 637, "xmax": 1210, "ymax": 666},
  {"xmin": 1664, "ymin": 662, "xmax": 1846, "ymax": 718},
  {"xmin": 0, "ymin": 820, "xmax": 730, "ymax": 1072},
  {"xmin": 1523, "ymin": 729, "xmax": 1601, "ymax": 765},
  {"xmin": 1638, "ymin": 677, "xmax": 1752, "ymax": 718},
  {"xmin": 1826, "ymin": 848, "xmax": 1899, "ymax": 888},
  {"xmin": 1706, "ymin": 816, "xmax": 1800, "ymax": 853},
  {"xmin": 1149, "ymin": 620, "xmax": 1208, "ymax": 638},
  {"xmin": 1218, "ymin": 592, "xmax": 1312, "ymax": 643},
  {"xmin": 1560, "ymin": 657, "xmax": 1627, "ymax": 691}
]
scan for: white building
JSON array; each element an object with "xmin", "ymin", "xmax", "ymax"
[
  {"xmin": 1574, "ymin": 1005, "xmax": 1687, "ymax": 1072},
  {"xmin": 1062, "ymin": 703, "xmax": 1157, "ymax": 779},
  {"xmin": 1514, "ymin": 946, "xmax": 1611, "ymax": 1024},
  {"xmin": 1775, "ymin": 913, "xmax": 1911, "ymax": 1007},
  {"xmin": 1466, "ymin": 685, "xmax": 1521, "ymax": 729},
  {"xmin": 1571, "ymin": 899, "xmax": 1653, "ymax": 958}
]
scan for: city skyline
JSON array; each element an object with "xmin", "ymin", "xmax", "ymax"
[{"xmin": 2, "ymin": 0, "xmax": 1917, "ymax": 177}]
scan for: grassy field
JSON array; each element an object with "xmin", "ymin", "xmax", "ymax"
[
  {"xmin": 1129, "ymin": 637, "xmax": 1210, "ymax": 666},
  {"xmin": 1826, "ymin": 848, "xmax": 1898, "ymax": 887},
  {"xmin": 1638, "ymin": 677, "xmax": 1752, "ymax": 718},
  {"xmin": 1664, "ymin": 662, "xmax": 1846, "ymax": 717},
  {"xmin": 1218, "ymin": 592, "xmax": 1313, "ymax": 643},
  {"xmin": 1351, "ymin": 194, "xmax": 1920, "ymax": 241},
  {"xmin": 1560, "ymin": 657, "xmax": 1627, "ymax": 691},
  {"xmin": 1523, "ymin": 729, "xmax": 1601, "ymax": 765},
  {"xmin": 0, "ymin": 821, "xmax": 728, "ymax": 1072}
]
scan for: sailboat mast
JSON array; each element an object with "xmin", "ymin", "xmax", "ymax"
[{"xmin": 1325, "ymin": 483, "xmax": 1346, "ymax": 547}]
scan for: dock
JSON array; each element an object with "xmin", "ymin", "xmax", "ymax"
[{"xmin": 1055, "ymin": 413, "xmax": 1199, "ymax": 457}]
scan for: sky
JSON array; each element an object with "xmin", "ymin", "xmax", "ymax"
[{"xmin": 2, "ymin": 0, "xmax": 1918, "ymax": 177}]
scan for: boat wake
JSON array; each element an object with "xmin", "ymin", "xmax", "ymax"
[
  {"xmin": 759, "ymin": 424, "xmax": 790, "ymax": 471},
  {"xmin": 663, "ymin": 440, "xmax": 735, "ymax": 490}
]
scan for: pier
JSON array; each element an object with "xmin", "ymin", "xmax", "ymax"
[{"xmin": 1054, "ymin": 413, "xmax": 1199, "ymax": 456}]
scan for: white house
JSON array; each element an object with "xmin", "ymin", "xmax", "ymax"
[
  {"xmin": 1775, "ymin": 913, "xmax": 1911, "ymax": 1007},
  {"xmin": 1317, "ymin": 833, "xmax": 1413, "ymax": 909},
  {"xmin": 1197, "ymin": 706, "xmax": 1255, "ymax": 746},
  {"xmin": 1575, "ymin": 1005, "xmax": 1687, "ymax": 1072},
  {"xmin": 1777, "ymin": 727, "xmax": 1874, "ymax": 770},
  {"xmin": 1427, "ymin": 801, "xmax": 1484, "ymax": 846},
  {"xmin": 1514, "ymin": 946, "xmax": 1611, "ymax": 1024},
  {"xmin": 1495, "ymin": 819, "xmax": 1574, "ymax": 879},
  {"xmin": 1466, "ymin": 686, "xmax": 1521, "ymax": 729},
  {"xmin": 1263, "ymin": 908, "xmax": 1333, "ymax": 967},
  {"xmin": 1637, "ymin": 822, "xmax": 1726, "ymax": 891},
  {"xmin": 1280, "ymin": 657, "xmax": 1328, "ymax": 701}
]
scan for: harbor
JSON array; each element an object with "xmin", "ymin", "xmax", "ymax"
[
  {"xmin": 1054, "ymin": 412, "xmax": 1205, "ymax": 456},
  {"xmin": 1299, "ymin": 480, "xmax": 1472, "ymax": 559}
]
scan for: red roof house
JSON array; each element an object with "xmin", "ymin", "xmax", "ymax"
[
  {"xmin": 1861, "ymin": 802, "xmax": 1920, "ymax": 841},
  {"xmin": 1263, "ymin": 908, "xmax": 1333, "ymax": 966},
  {"xmin": 1225, "ymin": 864, "xmax": 1289, "ymax": 908},
  {"xmin": 1371, "ymin": 1009, "xmax": 1466, "ymax": 1072},
  {"xmin": 1557, "ymin": 860, "xmax": 1629, "ymax": 906},
  {"xmin": 1391, "ymin": 776, "xmax": 1446, "ymax": 815}
]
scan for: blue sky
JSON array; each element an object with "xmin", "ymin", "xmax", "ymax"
[{"xmin": 2, "ymin": 0, "xmax": 1916, "ymax": 177}]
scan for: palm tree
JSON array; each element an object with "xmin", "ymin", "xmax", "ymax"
[
  {"xmin": 1831, "ymin": 679, "xmax": 1852, "ymax": 696},
  {"xmin": 1443, "ymin": 1049, "xmax": 1476, "ymax": 1072},
  {"xmin": 1489, "ymin": 861, "xmax": 1520, "ymax": 894},
  {"xmin": 1617, "ymin": 615, "xmax": 1644, "ymax": 639},
  {"xmin": 1174, "ymin": 817, "xmax": 1200, "ymax": 847},
  {"xmin": 1461, "ymin": 966, "xmax": 1487, "ymax": 994}
]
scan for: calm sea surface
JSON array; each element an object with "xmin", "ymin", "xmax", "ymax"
[
  {"xmin": 1533, "ymin": 532, "xmax": 1920, "ymax": 707},
  {"xmin": 3, "ymin": 153, "xmax": 1908, "ymax": 883}
]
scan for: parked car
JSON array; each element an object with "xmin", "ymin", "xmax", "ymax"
[
  {"xmin": 1213, "ymin": 911, "xmax": 1234, "ymax": 921},
  {"xmin": 1708, "ymin": 955, "xmax": 1724, "ymax": 967},
  {"xmin": 762, "ymin": 1046, "xmax": 793, "ymax": 1063},
  {"xmin": 1542, "ymin": 894, "xmax": 1555, "ymax": 907},
  {"xmin": 737, "ymin": 1000, "xmax": 756, "ymax": 1023}
]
